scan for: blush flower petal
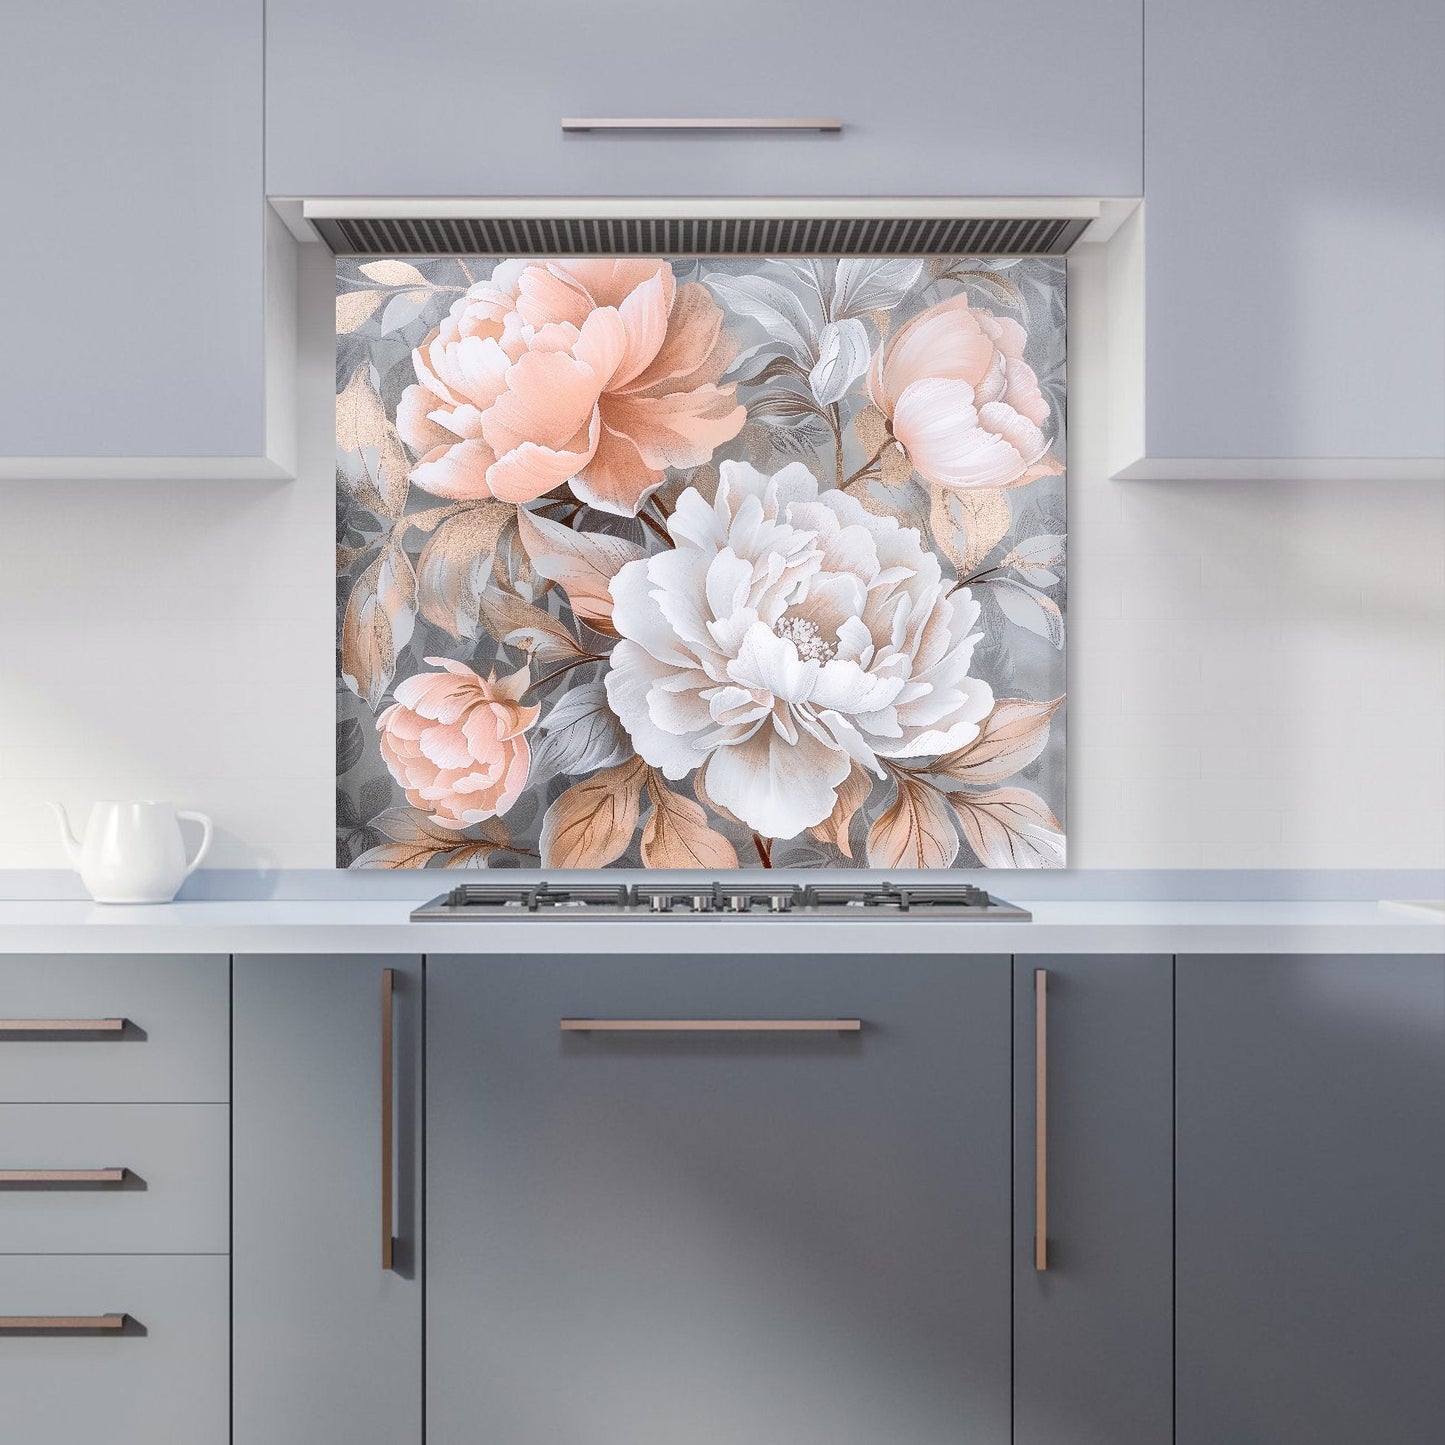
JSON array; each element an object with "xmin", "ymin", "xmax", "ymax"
[
  {"xmin": 398, "ymin": 260, "xmax": 744, "ymax": 515},
  {"xmin": 377, "ymin": 658, "xmax": 538, "ymax": 829},
  {"xmin": 869, "ymin": 293, "xmax": 1062, "ymax": 491}
]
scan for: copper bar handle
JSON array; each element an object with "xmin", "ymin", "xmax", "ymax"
[
  {"xmin": 0, "ymin": 1314, "xmax": 128, "ymax": 1331},
  {"xmin": 562, "ymin": 117, "xmax": 842, "ymax": 134},
  {"xmin": 0, "ymin": 1018, "xmax": 127, "ymax": 1035},
  {"xmin": 380, "ymin": 968, "xmax": 395, "ymax": 1273},
  {"xmin": 560, "ymin": 1019, "xmax": 861, "ymax": 1033},
  {"xmin": 1034, "ymin": 968, "xmax": 1049, "ymax": 1272},
  {"xmin": 0, "ymin": 1169, "xmax": 128, "ymax": 1185}
]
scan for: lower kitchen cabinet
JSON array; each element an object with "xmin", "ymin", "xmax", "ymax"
[
  {"xmin": 427, "ymin": 953, "xmax": 1013, "ymax": 1445},
  {"xmin": 1012, "ymin": 956, "xmax": 1173, "ymax": 1445},
  {"xmin": 0, "ymin": 1254, "xmax": 228, "ymax": 1444},
  {"xmin": 1176, "ymin": 952, "xmax": 1445, "ymax": 1444},
  {"xmin": 232, "ymin": 954, "xmax": 423, "ymax": 1445}
]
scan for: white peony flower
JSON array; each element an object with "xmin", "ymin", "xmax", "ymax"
[{"xmin": 604, "ymin": 460, "xmax": 995, "ymax": 839}]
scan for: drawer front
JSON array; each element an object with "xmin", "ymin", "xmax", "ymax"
[
  {"xmin": 0, "ymin": 955, "xmax": 227, "ymax": 1103},
  {"xmin": 267, "ymin": 0, "xmax": 1142, "ymax": 197},
  {"xmin": 0, "ymin": 1254, "xmax": 227, "ymax": 1445},
  {"xmin": 0, "ymin": 1104, "xmax": 227, "ymax": 1254}
]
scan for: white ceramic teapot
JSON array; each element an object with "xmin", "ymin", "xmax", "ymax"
[{"xmin": 50, "ymin": 801, "xmax": 213, "ymax": 904}]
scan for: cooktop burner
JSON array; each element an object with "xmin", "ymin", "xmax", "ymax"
[{"xmin": 411, "ymin": 881, "xmax": 1030, "ymax": 921}]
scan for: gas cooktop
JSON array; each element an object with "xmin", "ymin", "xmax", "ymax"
[{"xmin": 411, "ymin": 881, "xmax": 1031, "ymax": 921}]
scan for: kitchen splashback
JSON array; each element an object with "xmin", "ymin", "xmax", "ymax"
[{"xmin": 336, "ymin": 255, "xmax": 1066, "ymax": 869}]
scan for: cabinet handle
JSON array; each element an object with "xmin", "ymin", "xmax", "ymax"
[
  {"xmin": 0, "ymin": 1169, "xmax": 128, "ymax": 1186},
  {"xmin": 560, "ymin": 1018, "xmax": 862, "ymax": 1033},
  {"xmin": 0, "ymin": 1314, "xmax": 129, "ymax": 1331},
  {"xmin": 562, "ymin": 117, "xmax": 842, "ymax": 134},
  {"xmin": 0, "ymin": 1018, "xmax": 128, "ymax": 1036},
  {"xmin": 1034, "ymin": 968, "xmax": 1049, "ymax": 1272},
  {"xmin": 381, "ymin": 968, "xmax": 396, "ymax": 1273}
]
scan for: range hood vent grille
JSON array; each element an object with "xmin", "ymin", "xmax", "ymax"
[{"xmin": 313, "ymin": 213, "xmax": 1091, "ymax": 257}]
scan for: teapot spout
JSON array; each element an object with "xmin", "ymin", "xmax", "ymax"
[{"xmin": 48, "ymin": 801, "xmax": 82, "ymax": 866}]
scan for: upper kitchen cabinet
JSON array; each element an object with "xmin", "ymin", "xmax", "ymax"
[
  {"xmin": 1116, "ymin": 1, "xmax": 1445, "ymax": 479},
  {"xmin": 265, "ymin": 0, "xmax": 1142, "ymax": 199},
  {"xmin": 0, "ymin": 1, "xmax": 294, "ymax": 480}
]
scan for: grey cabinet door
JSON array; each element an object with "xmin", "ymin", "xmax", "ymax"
[
  {"xmin": 267, "ymin": 1, "xmax": 1141, "ymax": 198},
  {"xmin": 1013, "ymin": 956, "xmax": 1173, "ymax": 1445},
  {"xmin": 1176, "ymin": 953, "xmax": 1445, "ymax": 1445},
  {"xmin": 233, "ymin": 955, "xmax": 423, "ymax": 1445},
  {"xmin": 427, "ymin": 953, "xmax": 1012, "ymax": 1445},
  {"xmin": 0, "ymin": 1, "xmax": 276, "ymax": 471},
  {"xmin": 1139, "ymin": 1, "xmax": 1444, "ymax": 472}
]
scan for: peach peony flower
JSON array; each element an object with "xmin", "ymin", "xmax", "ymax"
[
  {"xmin": 376, "ymin": 658, "xmax": 538, "ymax": 828},
  {"xmin": 397, "ymin": 259, "xmax": 745, "ymax": 516},
  {"xmin": 868, "ymin": 294, "xmax": 1063, "ymax": 491}
]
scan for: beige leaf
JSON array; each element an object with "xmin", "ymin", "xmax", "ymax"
[
  {"xmin": 931, "ymin": 486, "xmax": 1011, "ymax": 578},
  {"xmin": 336, "ymin": 542, "xmax": 367, "ymax": 573},
  {"xmin": 808, "ymin": 764, "xmax": 875, "ymax": 859},
  {"xmin": 853, "ymin": 402, "xmax": 889, "ymax": 459},
  {"xmin": 336, "ymin": 364, "xmax": 410, "ymax": 518},
  {"xmin": 475, "ymin": 587, "xmax": 586, "ymax": 664},
  {"xmin": 641, "ymin": 773, "xmax": 739, "ymax": 869},
  {"xmin": 340, "ymin": 544, "xmax": 416, "ymax": 711},
  {"xmin": 539, "ymin": 759, "xmax": 647, "ymax": 868},
  {"xmin": 949, "ymin": 787, "xmax": 1065, "ymax": 868},
  {"xmin": 880, "ymin": 437, "xmax": 915, "ymax": 490},
  {"xmin": 351, "ymin": 839, "xmax": 453, "ymax": 868},
  {"xmin": 865, "ymin": 775, "xmax": 960, "ymax": 869},
  {"xmin": 416, "ymin": 504, "xmax": 514, "ymax": 639},
  {"xmin": 336, "ymin": 289, "xmax": 387, "ymax": 334},
  {"xmin": 865, "ymin": 307, "xmax": 893, "ymax": 342},
  {"xmin": 515, "ymin": 508, "xmax": 645, "ymax": 631},
  {"xmin": 934, "ymin": 696, "xmax": 1064, "ymax": 787},
  {"xmin": 358, "ymin": 259, "xmax": 430, "ymax": 288}
]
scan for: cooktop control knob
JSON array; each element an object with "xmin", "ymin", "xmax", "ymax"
[{"xmin": 769, "ymin": 893, "xmax": 792, "ymax": 914}]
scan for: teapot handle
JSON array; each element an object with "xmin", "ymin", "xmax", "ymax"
[{"xmin": 176, "ymin": 811, "xmax": 213, "ymax": 877}]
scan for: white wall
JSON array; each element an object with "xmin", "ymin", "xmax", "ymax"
[{"xmin": 0, "ymin": 241, "xmax": 1441, "ymax": 870}]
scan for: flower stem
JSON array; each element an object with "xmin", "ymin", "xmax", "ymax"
[
  {"xmin": 842, "ymin": 443, "xmax": 886, "ymax": 488},
  {"xmin": 638, "ymin": 509, "xmax": 671, "ymax": 545},
  {"xmin": 752, "ymin": 831, "xmax": 774, "ymax": 868}
]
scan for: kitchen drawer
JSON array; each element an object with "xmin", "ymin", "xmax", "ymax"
[
  {"xmin": 0, "ymin": 955, "xmax": 227, "ymax": 1103},
  {"xmin": 0, "ymin": 1254, "xmax": 227, "ymax": 1445},
  {"xmin": 0, "ymin": 1104, "xmax": 228, "ymax": 1254},
  {"xmin": 267, "ymin": 0, "xmax": 1142, "ymax": 198}
]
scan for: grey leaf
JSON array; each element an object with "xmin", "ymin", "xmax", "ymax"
[
  {"xmin": 378, "ymin": 289, "xmax": 431, "ymax": 333},
  {"xmin": 532, "ymin": 682, "xmax": 631, "ymax": 776},
  {"xmin": 336, "ymin": 718, "xmax": 365, "ymax": 775},
  {"xmin": 703, "ymin": 273, "xmax": 817, "ymax": 363},
  {"xmin": 358, "ymin": 776, "xmax": 394, "ymax": 821},
  {"xmin": 808, "ymin": 319, "xmax": 871, "ymax": 406},
  {"xmin": 832, "ymin": 258, "xmax": 925, "ymax": 318},
  {"xmin": 748, "ymin": 390, "xmax": 826, "ymax": 424},
  {"xmin": 992, "ymin": 579, "xmax": 1065, "ymax": 649}
]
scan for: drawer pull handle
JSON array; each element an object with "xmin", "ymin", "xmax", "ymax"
[
  {"xmin": 562, "ymin": 117, "xmax": 842, "ymax": 134},
  {"xmin": 560, "ymin": 1019, "xmax": 862, "ymax": 1033},
  {"xmin": 0, "ymin": 1169, "xmax": 128, "ymax": 1186},
  {"xmin": 381, "ymin": 968, "xmax": 396, "ymax": 1273},
  {"xmin": 0, "ymin": 1314, "xmax": 129, "ymax": 1332},
  {"xmin": 0, "ymin": 1018, "xmax": 128, "ymax": 1036},
  {"xmin": 1034, "ymin": 968, "xmax": 1049, "ymax": 1272}
]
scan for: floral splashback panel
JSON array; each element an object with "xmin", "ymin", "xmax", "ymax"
[{"xmin": 337, "ymin": 256, "xmax": 1066, "ymax": 869}]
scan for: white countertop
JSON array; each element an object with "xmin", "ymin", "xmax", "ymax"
[{"xmin": 0, "ymin": 897, "xmax": 1439, "ymax": 955}]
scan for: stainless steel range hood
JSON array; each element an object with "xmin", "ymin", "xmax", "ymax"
[{"xmin": 295, "ymin": 197, "xmax": 1113, "ymax": 257}]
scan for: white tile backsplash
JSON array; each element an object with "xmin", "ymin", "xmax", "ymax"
[{"xmin": 0, "ymin": 242, "xmax": 1440, "ymax": 870}]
